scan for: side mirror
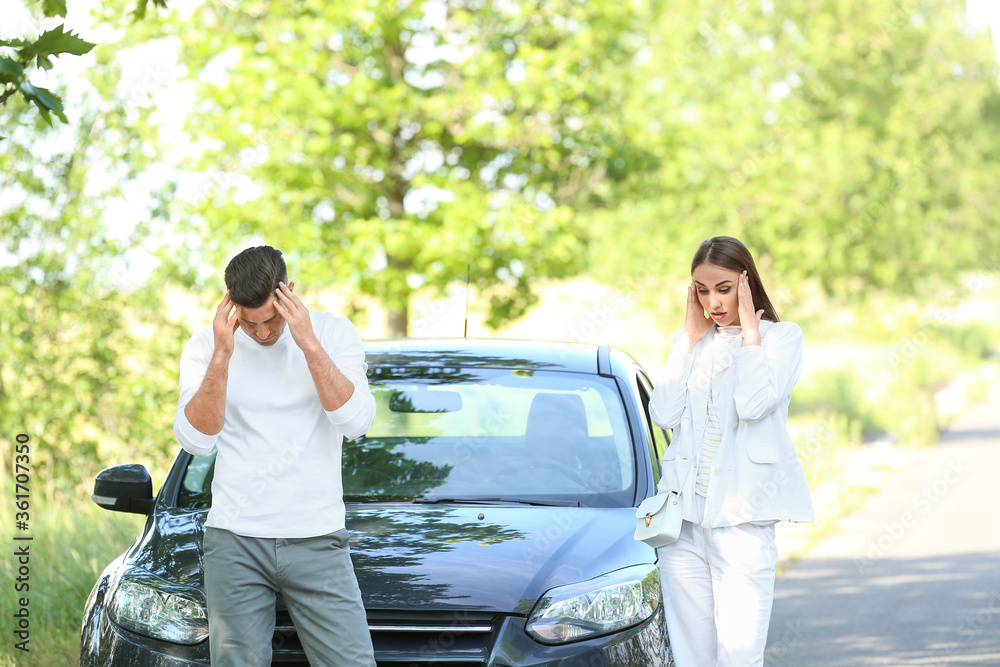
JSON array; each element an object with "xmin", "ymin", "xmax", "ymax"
[{"xmin": 92, "ymin": 464, "xmax": 156, "ymax": 515}]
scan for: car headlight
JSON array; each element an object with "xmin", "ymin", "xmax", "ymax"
[
  {"xmin": 107, "ymin": 568, "xmax": 208, "ymax": 645},
  {"xmin": 525, "ymin": 564, "xmax": 660, "ymax": 644}
]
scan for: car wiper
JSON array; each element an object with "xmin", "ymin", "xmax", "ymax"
[{"xmin": 411, "ymin": 496, "xmax": 580, "ymax": 507}]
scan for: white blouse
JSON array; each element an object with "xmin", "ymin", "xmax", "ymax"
[{"xmin": 696, "ymin": 325, "xmax": 742, "ymax": 496}]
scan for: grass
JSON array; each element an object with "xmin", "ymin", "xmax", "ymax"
[{"xmin": 0, "ymin": 499, "xmax": 145, "ymax": 666}]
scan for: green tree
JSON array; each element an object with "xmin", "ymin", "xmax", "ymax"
[
  {"xmin": 0, "ymin": 36, "xmax": 184, "ymax": 500},
  {"xmin": 585, "ymin": 0, "xmax": 1000, "ymax": 301},
  {"xmin": 151, "ymin": 0, "xmax": 656, "ymax": 334}
]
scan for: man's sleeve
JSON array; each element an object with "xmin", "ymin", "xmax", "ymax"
[
  {"xmin": 172, "ymin": 330, "xmax": 220, "ymax": 457},
  {"xmin": 322, "ymin": 316, "xmax": 377, "ymax": 440}
]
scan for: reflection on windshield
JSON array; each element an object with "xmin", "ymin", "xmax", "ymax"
[
  {"xmin": 343, "ymin": 437, "xmax": 453, "ymax": 500},
  {"xmin": 344, "ymin": 369, "xmax": 635, "ymax": 507}
]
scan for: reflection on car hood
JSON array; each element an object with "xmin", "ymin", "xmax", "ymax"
[
  {"xmin": 129, "ymin": 504, "xmax": 653, "ymax": 616},
  {"xmin": 346, "ymin": 504, "xmax": 653, "ymax": 614},
  {"xmin": 129, "ymin": 508, "xmax": 207, "ymax": 587}
]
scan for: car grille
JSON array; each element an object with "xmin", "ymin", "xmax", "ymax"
[{"xmin": 271, "ymin": 608, "xmax": 502, "ymax": 666}]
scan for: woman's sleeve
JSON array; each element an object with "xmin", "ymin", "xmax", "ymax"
[
  {"xmin": 732, "ymin": 322, "xmax": 803, "ymax": 422},
  {"xmin": 648, "ymin": 329, "xmax": 696, "ymax": 429}
]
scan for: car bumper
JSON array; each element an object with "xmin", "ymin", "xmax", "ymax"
[
  {"xmin": 271, "ymin": 605, "xmax": 672, "ymax": 667},
  {"xmin": 83, "ymin": 599, "xmax": 669, "ymax": 667}
]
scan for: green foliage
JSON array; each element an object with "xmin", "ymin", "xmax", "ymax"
[
  {"xmin": 936, "ymin": 322, "xmax": 997, "ymax": 362},
  {"xmin": 17, "ymin": 23, "xmax": 95, "ymax": 65},
  {"xmin": 791, "ymin": 368, "xmax": 872, "ymax": 434},
  {"xmin": 0, "ymin": 0, "xmax": 170, "ymax": 127},
  {"xmin": 787, "ymin": 412, "xmax": 861, "ymax": 488},
  {"xmin": 0, "ymin": 24, "xmax": 94, "ymax": 126},
  {"xmin": 789, "ymin": 313, "xmax": 998, "ymax": 447},
  {"xmin": 1, "ymin": 62, "xmax": 184, "ymax": 499},
  {"xmin": 148, "ymin": 0, "xmax": 657, "ymax": 334},
  {"xmin": 584, "ymin": 0, "xmax": 1000, "ymax": 301}
]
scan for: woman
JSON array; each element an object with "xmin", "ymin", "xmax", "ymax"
[{"xmin": 649, "ymin": 236, "xmax": 813, "ymax": 667}]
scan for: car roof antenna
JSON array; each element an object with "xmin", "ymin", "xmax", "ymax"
[{"xmin": 463, "ymin": 263, "xmax": 470, "ymax": 339}]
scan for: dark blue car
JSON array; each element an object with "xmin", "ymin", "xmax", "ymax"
[{"xmin": 81, "ymin": 339, "xmax": 675, "ymax": 666}]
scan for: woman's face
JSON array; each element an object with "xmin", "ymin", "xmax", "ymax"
[{"xmin": 692, "ymin": 262, "xmax": 742, "ymax": 327}]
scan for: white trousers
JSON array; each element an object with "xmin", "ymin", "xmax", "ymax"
[{"xmin": 656, "ymin": 494, "xmax": 778, "ymax": 667}]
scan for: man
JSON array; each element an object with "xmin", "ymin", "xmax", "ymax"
[{"xmin": 173, "ymin": 245, "xmax": 377, "ymax": 666}]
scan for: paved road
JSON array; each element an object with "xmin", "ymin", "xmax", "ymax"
[{"xmin": 766, "ymin": 380, "xmax": 1000, "ymax": 666}]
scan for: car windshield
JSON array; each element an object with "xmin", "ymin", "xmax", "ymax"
[
  {"xmin": 345, "ymin": 367, "xmax": 635, "ymax": 506},
  {"xmin": 175, "ymin": 367, "xmax": 637, "ymax": 509}
]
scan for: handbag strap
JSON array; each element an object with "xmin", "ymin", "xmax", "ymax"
[{"xmin": 672, "ymin": 453, "xmax": 695, "ymax": 495}]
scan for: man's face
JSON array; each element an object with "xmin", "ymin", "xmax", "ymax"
[{"xmin": 236, "ymin": 299, "xmax": 286, "ymax": 346}]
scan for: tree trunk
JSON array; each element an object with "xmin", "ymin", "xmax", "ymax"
[{"xmin": 387, "ymin": 304, "xmax": 408, "ymax": 338}]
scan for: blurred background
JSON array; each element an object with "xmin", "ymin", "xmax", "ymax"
[{"xmin": 2, "ymin": 0, "xmax": 1000, "ymax": 663}]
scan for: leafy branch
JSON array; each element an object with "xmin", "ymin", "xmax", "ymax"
[
  {"xmin": 0, "ymin": 25, "xmax": 97, "ymax": 125},
  {"xmin": 0, "ymin": 0, "xmax": 167, "ymax": 127}
]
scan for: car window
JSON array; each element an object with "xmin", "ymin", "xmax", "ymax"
[
  {"xmin": 635, "ymin": 371, "xmax": 669, "ymax": 476},
  {"xmin": 177, "ymin": 452, "xmax": 216, "ymax": 509},
  {"xmin": 348, "ymin": 368, "xmax": 635, "ymax": 507},
  {"xmin": 174, "ymin": 368, "xmax": 636, "ymax": 509}
]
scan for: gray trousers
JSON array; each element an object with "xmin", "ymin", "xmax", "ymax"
[{"xmin": 203, "ymin": 526, "xmax": 376, "ymax": 667}]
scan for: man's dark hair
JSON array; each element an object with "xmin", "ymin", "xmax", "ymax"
[{"xmin": 224, "ymin": 246, "xmax": 288, "ymax": 308}]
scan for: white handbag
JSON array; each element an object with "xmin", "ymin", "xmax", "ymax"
[{"xmin": 634, "ymin": 464, "xmax": 694, "ymax": 548}]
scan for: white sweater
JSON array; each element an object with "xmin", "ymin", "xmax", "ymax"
[{"xmin": 173, "ymin": 311, "xmax": 376, "ymax": 538}]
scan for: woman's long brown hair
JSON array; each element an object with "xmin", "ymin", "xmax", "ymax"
[{"xmin": 690, "ymin": 236, "xmax": 780, "ymax": 322}]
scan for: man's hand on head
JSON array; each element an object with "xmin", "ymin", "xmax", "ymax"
[
  {"xmin": 273, "ymin": 282, "xmax": 321, "ymax": 355},
  {"xmin": 213, "ymin": 291, "xmax": 240, "ymax": 361}
]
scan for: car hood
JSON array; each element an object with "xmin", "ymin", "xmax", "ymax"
[
  {"xmin": 346, "ymin": 504, "xmax": 654, "ymax": 614},
  {"xmin": 128, "ymin": 504, "xmax": 653, "ymax": 615}
]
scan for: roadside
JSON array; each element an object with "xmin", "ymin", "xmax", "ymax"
[
  {"xmin": 773, "ymin": 362, "xmax": 1000, "ymax": 569},
  {"xmin": 765, "ymin": 373, "xmax": 1000, "ymax": 665}
]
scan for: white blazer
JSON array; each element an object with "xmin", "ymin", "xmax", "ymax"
[{"xmin": 649, "ymin": 320, "xmax": 814, "ymax": 528}]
